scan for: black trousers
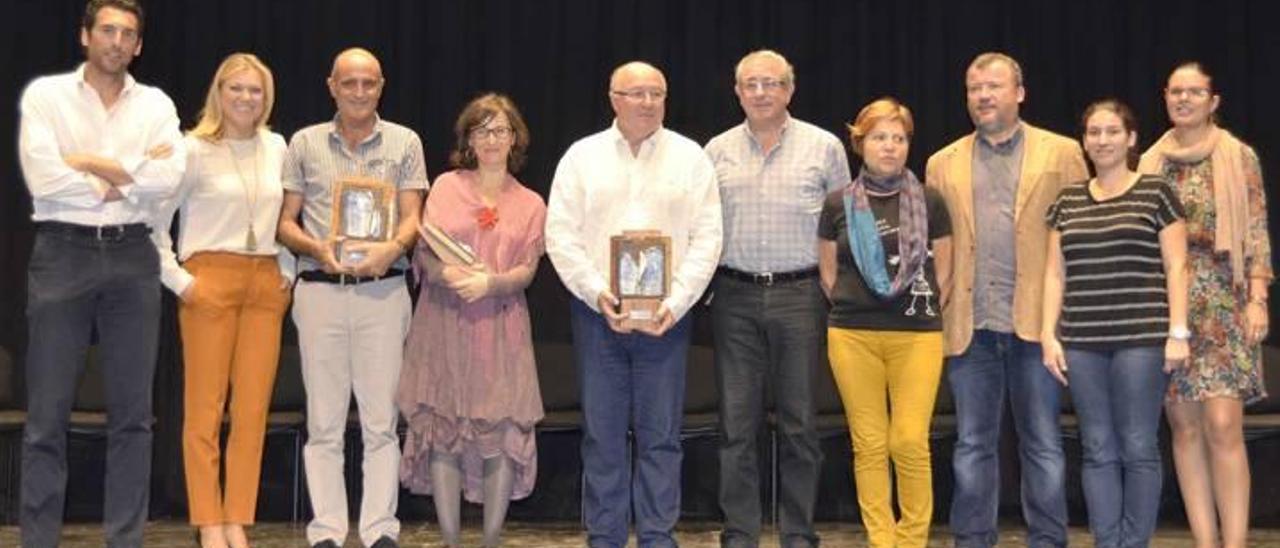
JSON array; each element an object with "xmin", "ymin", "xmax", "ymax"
[
  {"xmin": 711, "ymin": 274, "xmax": 825, "ymax": 548},
  {"xmin": 21, "ymin": 223, "xmax": 160, "ymax": 548}
]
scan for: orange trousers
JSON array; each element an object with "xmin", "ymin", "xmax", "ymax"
[{"xmin": 179, "ymin": 252, "xmax": 290, "ymax": 526}]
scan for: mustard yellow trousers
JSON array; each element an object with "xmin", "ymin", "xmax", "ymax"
[{"xmin": 827, "ymin": 328, "xmax": 943, "ymax": 548}]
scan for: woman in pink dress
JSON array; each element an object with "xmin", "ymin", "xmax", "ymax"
[{"xmin": 397, "ymin": 93, "xmax": 545, "ymax": 547}]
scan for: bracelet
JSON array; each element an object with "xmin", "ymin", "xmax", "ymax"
[{"xmin": 1250, "ymin": 296, "xmax": 1268, "ymax": 306}]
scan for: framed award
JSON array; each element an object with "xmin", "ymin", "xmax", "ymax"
[
  {"xmin": 610, "ymin": 230, "xmax": 671, "ymax": 330},
  {"xmin": 330, "ymin": 176, "xmax": 397, "ymax": 267}
]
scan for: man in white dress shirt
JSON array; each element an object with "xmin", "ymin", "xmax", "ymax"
[
  {"xmin": 16, "ymin": 1, "xmax": 185, "ymax": 546},
  {"xmin": 545, "ymin": 61, "xmax": 723, "ymax": 548}
]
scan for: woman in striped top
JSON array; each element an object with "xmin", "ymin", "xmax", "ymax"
[{"xmin": 1040, "ymin": 99, "xmax": 1188, "ymax": 548}]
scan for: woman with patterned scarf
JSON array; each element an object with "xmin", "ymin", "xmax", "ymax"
[{"xmin": 818, "ymin": 98, "xmax": 952, "ymax": 547}]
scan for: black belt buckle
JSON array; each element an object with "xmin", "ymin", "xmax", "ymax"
[
  {"xmin": 95, "ymin": 224, "xmax": 126, "ymax": 242},
  {"xmin": 755, "ymin": 272, "xmax": 775, "ymax": 286}
]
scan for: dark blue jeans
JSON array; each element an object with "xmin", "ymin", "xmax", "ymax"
[
  {"xmin": 710, "ymin": 275, "xmax": 824, "ymax": 548},
  {"xmin": 571, "ymin": 298, "xmax": 692, "ymax": 548},
  {"xmin": 22, "ymin": 224, "xmax": 160, "ymax": 548},
  {"xmin": 947, "ymin": 330, "xmax": 1067, "ymax": 548},
  {"xmin": 1065, "ymin": 345, "xmax": 1170, "ymax": 548}
]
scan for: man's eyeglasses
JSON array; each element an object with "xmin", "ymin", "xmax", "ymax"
[
  {"xmin": 611, "ymin": 89, "xmax": 667, "ymax": 102},
  {"xmin": 737, "ymin": 79, "xmax": 789, "ymax": 93}
]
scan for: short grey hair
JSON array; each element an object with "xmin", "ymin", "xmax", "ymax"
[{"xmin": 734, "ymin": 49, "xmax": 795, "ymax": 85}]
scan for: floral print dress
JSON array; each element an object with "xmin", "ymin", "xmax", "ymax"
[{"xmin": 1162, "ymin": 149, "xmax": 1271, "ymax": 404}]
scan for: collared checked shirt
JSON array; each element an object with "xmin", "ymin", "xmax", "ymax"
[
  {"xmin": 282, "ymin": 116, "xmax": 429, "ymax": 273},
  {"xmin": 18, "ymin": 64, "xmax": 185, "ymax": 226},
  {"xmin": 706, "ymin": 116, "xmax": 851, "ymax": 273},
  {"xmin": 971, "ymin": 124, "xmax": 1024, "ymax": 333},
  {"xmin": 545, "ymin": 122, "xmax": 723, "ymax": 322}
]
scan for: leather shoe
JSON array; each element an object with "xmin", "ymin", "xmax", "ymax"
[{"xmin": 370, "ymin": 536, "xmax": 399, "ymax": 548}]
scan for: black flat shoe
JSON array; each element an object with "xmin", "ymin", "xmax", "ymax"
[{"xmin": 370, "ymin": 535, "xmax": 399, "ymax": 548}]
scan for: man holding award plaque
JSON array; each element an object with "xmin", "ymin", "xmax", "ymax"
[
  {"xmin": 276, "ymin": 48, "xmax": 426, "ymax": 548},
  {"xmin": 704, "ymin": 50, "xmax": 851, "ymax": 548},
  {"xmin": 546, "ymin": 61, "xmax": 723, "ymax": 547}
]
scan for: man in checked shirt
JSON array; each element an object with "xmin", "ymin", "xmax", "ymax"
[{"xmin": 704, "ymin": 49, "xmax": 851, "ymax": 548}]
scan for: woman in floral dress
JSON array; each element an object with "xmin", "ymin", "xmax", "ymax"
[{"xmin": 1139, "ymin": 62, "xmax": 1272, "ymax": 548}]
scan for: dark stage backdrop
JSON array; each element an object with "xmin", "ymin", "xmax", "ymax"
[{"xmin": 1, "ymin": 0, "xmax": 1277, "ymax": 515}]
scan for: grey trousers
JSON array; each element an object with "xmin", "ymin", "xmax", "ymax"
[
  {"xmin": 294, "ymin": 277, "xmax": 411, "ymax": 547},
  {"xmin": 22, "ymin": 225, "xmax": 160, "ymax": 548}
]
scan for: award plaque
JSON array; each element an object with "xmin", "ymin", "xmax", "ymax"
[
  {"xmin": 330, "ymin": 176, "xmax": 397, "ymax": 267},
  {"xmin": 610, "ymin": 230, "xmax": 671, "ymax": 330}
]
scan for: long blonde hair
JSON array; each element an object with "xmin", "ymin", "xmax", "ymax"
[{"xmin": 189, "ymin": 53, "xmax": 275, "ymax": 141}]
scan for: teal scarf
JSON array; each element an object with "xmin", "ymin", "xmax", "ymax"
[{"xmin": 841, "ymin": 168, "xmax": 929, "ymax": 299}]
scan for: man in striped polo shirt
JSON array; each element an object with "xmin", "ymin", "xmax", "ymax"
[{"xmin": 276, "ymin": 48, "xmax": 426, "ymax": 548}]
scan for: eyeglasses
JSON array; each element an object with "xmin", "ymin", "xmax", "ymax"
[
  {"xmin": 1165, "ymin": 87, "xmax": 1211, "ymax": 99},
  {"xmin": 611, "ymin": 88, "xmax": 667, "ymax": 102},
  {"xmin": 737, "ymin": 78, "xmax": 789, "ymax": 93},
  {"xmin": 470, "ymin": 126, "xmax": 514, "ymax": 141}
]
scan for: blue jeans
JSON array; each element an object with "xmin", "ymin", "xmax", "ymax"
[
  {"xmin": 1065, "ymin": 345, "xmax": 1170, "ymax": 548},
  {"xmin": 947, "ymin": 330, "xmax": 1066, "ymax": 548},
  {"xmin": 571, "ymin": 298, "xmax": 692, "ymax": 548},
  {"xmin": 711, "ymin": 275, "xmax": 824, "ymax": 548}
]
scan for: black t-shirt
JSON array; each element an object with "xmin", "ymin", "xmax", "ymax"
[
  {"xmin": 1045, "ymin": 175, "xmax": 1184, "ymax": 348},
  {"xmin": 818, "ymin": 187, "xmax": 952, "ymax": 330}
]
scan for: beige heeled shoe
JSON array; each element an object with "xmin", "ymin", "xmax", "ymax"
[
  {"xmin": 223, "ymin": 523, "xmax": 251, "ymax": 548},
  {"xmin": 197, "ymin": 525, "xmax": 230, "ymax": 548}
]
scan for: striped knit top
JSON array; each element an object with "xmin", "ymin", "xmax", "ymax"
[{"xmin": 1045, "ymin": 174, "xmax": 1185, "ymax": 348}]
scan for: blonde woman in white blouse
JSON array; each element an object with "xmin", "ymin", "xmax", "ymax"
[{"xmin": 152, "ymin": 52, "xmax": 293, "ymax": 548}]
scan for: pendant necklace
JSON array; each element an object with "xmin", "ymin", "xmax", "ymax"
[{"xmin": 226, "ymin": 136, "xmax": 262, "ymax": 251}]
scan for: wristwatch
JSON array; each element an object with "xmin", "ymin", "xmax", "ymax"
[{"xmin": 1169, "ymin": 326, "xmax": 1192, "ymax": 341}]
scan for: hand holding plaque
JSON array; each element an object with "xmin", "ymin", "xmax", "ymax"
[
  {"xmin": 330, "ymin": 176, "xmax": 397, "ymax": 268},
  {"xmin": 610, "ymin": 230, "xmax": 672, "ymax": 331}
]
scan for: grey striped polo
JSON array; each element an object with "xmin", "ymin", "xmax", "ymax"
[{"xmin": 282, "ymin": 116, "xmax": 429, "ymax": 273}]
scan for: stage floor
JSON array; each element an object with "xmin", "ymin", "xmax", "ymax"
[{"xmin": 3, "ymin": 521, "xmax": 1280, "ymax": 547}]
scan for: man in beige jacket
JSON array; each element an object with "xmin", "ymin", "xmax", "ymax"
[{"xmin": 926, "ymin": 52, "xmax": 1087, "ymax": 548}]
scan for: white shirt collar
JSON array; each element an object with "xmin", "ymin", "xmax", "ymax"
[{"xmin": 74, "ymin": 63, "xmax": 138, "ymax": 98}]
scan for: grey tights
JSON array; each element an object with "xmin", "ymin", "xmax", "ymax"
[{"xmin": 429, "ymin": 451, "xmax": 516, "ymax": 547}]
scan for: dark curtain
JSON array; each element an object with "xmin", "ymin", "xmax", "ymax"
[{"xmin": 1, "ymin": 0, "xmax": 1277, "ymax": 517}]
